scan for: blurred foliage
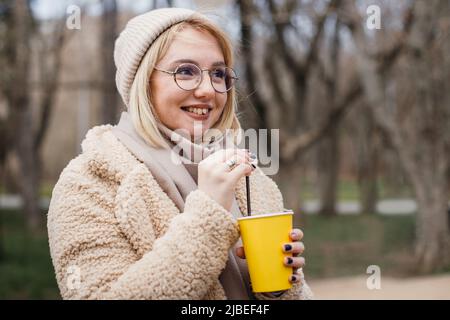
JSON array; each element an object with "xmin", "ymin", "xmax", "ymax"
[{"xmin": 0, "ymin": 209, "xmax": 59, "ymax": 299}]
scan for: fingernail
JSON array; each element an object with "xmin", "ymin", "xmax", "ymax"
[
  {"xmin": 251, "ymin": 164, "xmax": 256, "ymax": 169},
  {"xmin": 284, "ymin": 244, "xmax": 292, "ymax": 252},
  {"xmin": 290, "ymin": 231, "xmax": 297, "ymax": 238},
  {"xmin": 286, "ymin": 257, "xmax": 293, "ymax": 265},
  {"xmin": 291, "ymin": 275, "xmax": 297, "ymax": 282}
]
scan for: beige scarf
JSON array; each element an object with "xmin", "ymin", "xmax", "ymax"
[{"xmin": 112, "ymin": 112, "xmax": 253, "ymax": 299}]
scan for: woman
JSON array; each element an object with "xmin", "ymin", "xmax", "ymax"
[{"xmin": 48, "ymin": 7, "xmax": 313, "ymax": 300}]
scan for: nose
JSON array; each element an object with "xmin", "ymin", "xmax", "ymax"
[{"xmin": 193, "ymin": 71, "xmax": 216, "ymax": 98}]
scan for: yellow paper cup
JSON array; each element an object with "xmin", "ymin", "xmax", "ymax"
[{"xmin": 237, "ymin": 211, "xmax": 294, "ymax": 293}]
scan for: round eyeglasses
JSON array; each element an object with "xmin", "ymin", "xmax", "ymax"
[{"xmin": 154, "ymin": 63, "xmax": 238, "ymax": 93}]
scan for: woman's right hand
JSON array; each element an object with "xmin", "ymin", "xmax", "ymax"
[{"xmin": 198, "ymin": 148, "xmax": 255, "ymax": 211}]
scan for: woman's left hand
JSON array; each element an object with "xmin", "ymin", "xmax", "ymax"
[{"xmin": 236, "ymin": 228, "xmax": 305, "ymax": 284}]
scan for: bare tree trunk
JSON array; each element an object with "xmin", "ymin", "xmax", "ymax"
[
  {"xmin": 317, "ymin": 124, "xmax": 339, "ymax": 216},
  {"xmin": 357, "ymin": 105, "xmax": 378, "ymax": 215},
  {"xmin": 396, "ymin": 0, "xmax": 450, "ymax": 272},
  {"xmin": 414, "ymin": 173, "xmax": 450, "ymax": 272},
  {"xmin": 277, "ymin": 161, "xmax": 303, "ymax": 225},
  {"xmin": 359, "ymin": 158, "xmax": 378, "ymax": 215},
  {"xmin": 318, "ymin": 16, "xmax": 341, "ymax": 217},
  {"xmin": 11, "ymin": 0, "xmax": 40, "ymax": 230},
  {"xmin": 15, "ymin": 103, "xmax": 41, "ymax": 230},
  {"xmin": 100, "ymin": 0, "xmax": 119, "ymax": 124}
]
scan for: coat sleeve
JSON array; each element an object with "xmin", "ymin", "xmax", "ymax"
[{"xmin": 47, "ymin": 160, "xmax": 240, "ymax": 300}]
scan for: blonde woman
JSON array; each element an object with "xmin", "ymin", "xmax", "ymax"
[{"xmin": 47, "ymin": 8, "xmax": 313, "ymax": 300}]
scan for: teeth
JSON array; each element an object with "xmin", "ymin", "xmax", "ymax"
[{"xmin": 185, "ymin": 107, "xmax": 209, "ymax": 115}]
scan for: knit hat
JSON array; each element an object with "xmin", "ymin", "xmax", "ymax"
[{"xmin": 114, "ymin": 8, "xmax": 211, "ymax": 108}]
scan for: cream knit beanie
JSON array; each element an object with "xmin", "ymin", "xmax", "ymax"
[{"xmin": 114, "ymin": 8, "xmax": 210, "ymax": 107}]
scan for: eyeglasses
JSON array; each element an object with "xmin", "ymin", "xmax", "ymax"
[{"xmin": 154, "ymin": 63, "xmax": 238, "ymax": 93}]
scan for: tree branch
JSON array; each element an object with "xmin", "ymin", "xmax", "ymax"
[
  {"xmin": 302, "ymin": 0, "xmax": 340, "ymax": 76},
  {"xmin": 34, "ymin": 7, "xmax": 80, "ymax": 150},
  {"xmin": 281, "ymin": 79, "xmax": 362, "ymax": 162}
]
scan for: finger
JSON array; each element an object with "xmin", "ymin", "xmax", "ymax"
[
  {"xmin": 235, "ymin": 246, "xmax": 246, "ymax": 259},
  {"xmin": 228, "ymin": 163, "xmax": 254, "ymax": 184},
  {"xmin": 289, "ymin": 274, "xmax": 301, "ymax": 284},
  {"xmin": 282, "ymin": 242, "xmax": 305, "ymax": 255},
  {"xmin": 289, "ymin": 228, "xmax": 304, "ymax": 241},
  {"xmin": 201, "ymin": 149, "xmax": 247, "ymax": 168},
  {"xmin": 284, "ymin": 256, "xmax": 305, "ymax": 268},
  {"xmin": 221, "ymin": 153, "xmax": 250, "ymax": 172},
  {"xmin": 293, "ymin": 267, "xmax": 302, "ymax": 275}
]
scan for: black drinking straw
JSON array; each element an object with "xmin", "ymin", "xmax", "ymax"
[{"xmin": 246, "ymin": 175, "xmax": 251, "ymax": 216}]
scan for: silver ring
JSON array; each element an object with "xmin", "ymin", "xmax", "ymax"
[{"xmin": 225, "ymin": 158, "xmax": 237, "ymax": 169}]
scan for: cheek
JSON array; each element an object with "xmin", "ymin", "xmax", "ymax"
[
  {"xmin": 151, "ymin": 80, "xmax": 181, "ymax": 116},
  {"xmin": 216, "ymin": 94, "xmax": 227, "ymax": 112}
]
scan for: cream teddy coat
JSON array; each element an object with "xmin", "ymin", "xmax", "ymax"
[{"xmin": 47, "ymin": 125, "xmax": 313, "ymax": 300}]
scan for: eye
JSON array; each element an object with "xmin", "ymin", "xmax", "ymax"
[
  {"xmin": 211, "ymin": 68, "xmax": 226, "ymax": 79},
  {"xmin": 175, "ymin": 64, "xmax": 200, "ymax": 77},
  {"xmin": 177, "ymin": 66, "xmax": 194, "ymax": 76}
]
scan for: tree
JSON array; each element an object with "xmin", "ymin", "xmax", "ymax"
[
  {"xmin": 237, "ymin": 0, "xmax": 361, "ymax": 216},
  {"xmin": 316, "ymin": 15, "xmax": 342, "ymax": 216},
  {"xmin": 0, "ymin": 0, "xmax": 67, "ymax": 230},
  {"xmin": 100, "ymin": 0, "xmax": 119, "ymax": 124},
  {"xmin": 342, "ymin": 0, "xmax": 450, "ymax": 271}
]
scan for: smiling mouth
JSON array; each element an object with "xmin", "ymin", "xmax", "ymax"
[{"xmin": 181, "ymin": 106, "xmax": 211, "ymax": 116}]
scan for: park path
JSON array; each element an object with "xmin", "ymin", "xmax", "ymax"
[
  {"xmin": 0, "ymin": 194, "xmax": 421, "ymax": 214},
  {"xmin": 308, "ymin": 274, "xmax": 450, "ymax": 299}
]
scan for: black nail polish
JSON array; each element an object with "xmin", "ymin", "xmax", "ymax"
[
  {"xmin": 284, "ymin": 244, "xmax": 292, "ymax": 252},
  {"xmin": 291, "ymin": 275, "xmax": 297, "ymax": 282},
  {"xmin": 287, "ymin": 257, "xmax": 293, "ymax": 265},
  {"xmin": 251, "ymin": 164, "xmax": 256, "ymax": 169}
]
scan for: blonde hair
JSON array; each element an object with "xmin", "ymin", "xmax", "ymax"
[{"xmin": 128, "ymin": 16, "xmax": 241, "ymax": 148}]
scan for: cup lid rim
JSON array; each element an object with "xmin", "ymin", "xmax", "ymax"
[{"xmin": 237, "ymin": 210, "xmax": 294, "ymax": 220}]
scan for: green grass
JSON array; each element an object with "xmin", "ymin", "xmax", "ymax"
[
  {"xmin": 299, "ymin": 179, "xmax": 366, "ymax": 201},
  {"xmin": 299, "ymin": 213, "xmax": 418, "ymax": 279},
  {"xmin": 299, "ymin": 178, "xmax": 414, "ymax": 202},
  {"xmin": 0, "ymin": 209, "xmax": 60, "ymax": 299},
  {"xmin": 0, "ymin": 182, "xmax": 54, "ymax": 198},
  {"xmin": 39, "ymin": 183, "xmax": 54, "ymax": 198}
]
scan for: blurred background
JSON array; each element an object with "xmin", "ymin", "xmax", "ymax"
[{"xmin": 0, "ymin": 0, "xmax": 449, "ymax": 299}]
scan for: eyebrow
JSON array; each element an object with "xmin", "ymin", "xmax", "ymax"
[{"xmin": 169, "ymin": 59, "xmax": 226, "ymax": 68}]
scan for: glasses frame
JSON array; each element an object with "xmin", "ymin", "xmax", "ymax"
[{"xmin": 154, "ymin": 63, "xmax": 238, "ymax": 93}]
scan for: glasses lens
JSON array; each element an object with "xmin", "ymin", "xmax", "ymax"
[
  {"xmin": 174, "ymin": 63, "xmax": 201, "ymax": 90},
  {"xmin": 210, "ymin": 67, "xmax": 237, "ymax": 93}
]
